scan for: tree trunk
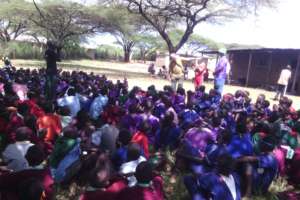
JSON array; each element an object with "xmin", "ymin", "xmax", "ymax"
[
  {"xmin": 124, "ymin": 50, "xmax": 131, "ymax": 63},
  {"xmin": 157, "ymin": 30, "xmax": 176, "ymax": 54},
  {"xmin": 175, "ymin": 25, "xmax": 194, "ymax": 53},
  {"xmin": 168, "ymin": 46, "xmax": 176, "ymax": 54},
  {"xmin": 140, "ymin": 49, "xmax": 146, "ymax": 63}
]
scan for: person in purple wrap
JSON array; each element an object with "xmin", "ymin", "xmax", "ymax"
[
  {"xmin": 226, "ymin": 113, "xmax": 254, "ymax": 198},
  {"xmin": 120, "ymin": 104, "xmax": 143, "ymax": 134},
  {"xmin": 173, "ymin": 87, "xmax": 186, "ymax": 113},
  {"xmin": 155, "ymin": 112, "xmax": 181, "ymax": 151},
  {"xmin": 183, "ymin": 127, "xmax": 215, "ymax": 158},
  {"xmin": 140, "ymin": 100, "xmax": 160, "ymax": 145},
  {"xmin": 184, "ymin": 153, "xmax": 241, "ymax": 200},
  {"xmin": 214, "ymin": 48, "xmax": 229, "ymax": 95}
]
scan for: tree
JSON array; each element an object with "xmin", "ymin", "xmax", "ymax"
[
  {"xmin": 29, "ymin": 0, "xmax": 103, "ymax": 52},
  {"xmin": 185, "ymin": 33, "xmax": 223, "ymax": 54},
  {"xmin": 167, "ymin": 29, "xmax": 222, "ymax": 54},
  {"xmin": 0, "ymin": 0, "xmax": 29, "ymax": 42},
  {"xmin": 125, "ymin": 0, "xmax": 276, "ymax": 53},
  {"xmin": 135, "ymin": 34, "xmax": 163, "ymax": 62},
  {"xmin": 98, "ymin": 6, "xmax": 145, "ymax": 62}
]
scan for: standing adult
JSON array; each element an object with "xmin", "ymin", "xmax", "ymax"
[
  {"xmin": 214, "ymin": 48, "xmax": 229, "ymax": 94},
  {"xmin": 274, "ymin": 65, "xmax": 292, "ymax": 100},
  {"xmin": 44, "ymin": 41, "xmax": 60, "ymax": 101},
  {"xmin": 194, "ymin": 61, "xmax": 206, "ymax": 90},
  {"xmin": 169, "ymin": 53, "xmax": 184, "ymax": 91}
]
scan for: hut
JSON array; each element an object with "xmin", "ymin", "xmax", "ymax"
[{"xmin": 202, "ymin": 48, "xmax": 300, "ymax": 95}]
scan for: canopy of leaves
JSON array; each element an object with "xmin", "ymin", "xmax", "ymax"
[
  {"xmin": 0, "ymin": 0, "xmax": 31, "ymax": 42},
  {"xmin": 94, "ymin": 5, "xmax": 147, "ymax": 61},
  {"xmin": 124, "ymin": 0, "xmax": 277, "ymax": 53},
  {"xmin": 29, "ymin": 0, "xmax": 104, "ymax": 48},
  {"xmin": 95, "ymin": 6, "xmax": 145, "ymax": 48},
  {"xmin": 168, "ymin": 29, "xmax": 222, "ymax": 53}
]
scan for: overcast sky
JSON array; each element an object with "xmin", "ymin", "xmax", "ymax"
[
  {"xmin": 87, "ymin": 0, "xmax": 300, "ymax": 49},
  {"xmin": 195, "ymin": 0, "xmax": 300, "ymax": 48}
]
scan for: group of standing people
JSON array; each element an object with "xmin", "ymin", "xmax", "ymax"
[
  {"xmin": 169, "ymin": 48, "xmax": 230, "ymax": 94},
  {"xmin": 168, "ymin": 49, "xmax": 293, "ymax": 101}
]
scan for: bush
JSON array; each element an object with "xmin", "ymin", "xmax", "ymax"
[
  {"xmin": 61, "ymin": 41, "xmax": 88, "ymax": 60},
  {"xmin": 1, "ymin": 41, "xmax": 43, "ymax": 60},
  {"xmin": 1, "ymin": 41, "xmax": 90, "ymax": 60},
  {"xmin": 95, "ymin": 45, "xmax": 123, "ymax": 61}
]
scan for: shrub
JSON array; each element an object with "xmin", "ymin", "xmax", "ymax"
[
  {"xmin": 95, "ymin": 45, "xmax": 123, "ymax": 61},
  {"xmin": 1, "ymin": 41, "xmax": 43, "ymax": 60}
]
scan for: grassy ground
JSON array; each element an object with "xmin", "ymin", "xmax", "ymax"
[{"xmin": 11, "ymin": 59, "xmax": 300, "ymax": 199}]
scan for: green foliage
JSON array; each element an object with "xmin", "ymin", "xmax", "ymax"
[
  {"xmin": 134, "ymin": 34, "xmax": 163, "ymax": 61},
  {"xmin": 95, "ymin": 44, "xmax": 123, "ymax": 60},
  {"xmin": 29, "ymin": 0, "xmax": 100, "ymax": 48},
  {"xmin": 96, "ymin": 5, "xmax": 147, "ymax": 61},
  {"xmin": 2, "ymin": 41, "xmax": 42, "ymax": 59},
  {"xmin": 168, "ymin": 29, "xmax": 185, "ymax": 47},
  {"xmin": 0, "ymin": 40, "xmax": 90, "ymax": 60},
  {"xmin": 98, "ymin": 6, "xmax": 143, "ymax": 44},
  {"xmin": 62, "ymin": 40, "xmax": 88, "ymax": 60},
  {"xmin": 0, "ymin": 0, "xmax": 31, "ymax": 42},
  {"xmin": 167, "ymin": 29, "xmax": 223, "ymax": 53},
  {"xmin": 189, "ymin": 34, "xmax": 224, "ymax": 50}
]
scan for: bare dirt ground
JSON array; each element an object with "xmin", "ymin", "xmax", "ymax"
[{"xmin": 13, "ymin": 59, "xmax": 300, "ymax": 109}]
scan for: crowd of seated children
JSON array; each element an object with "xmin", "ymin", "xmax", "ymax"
[{"xmin": 0, "ymin": 66, "xmax": 299, "ymax": 200}]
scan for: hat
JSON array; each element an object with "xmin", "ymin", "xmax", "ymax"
[{"xmin": 218, "ymin": 48, "xmax": 227, "ymax": 54}]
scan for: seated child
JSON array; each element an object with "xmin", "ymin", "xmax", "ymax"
[
  {"xmin": 119, "ymin": 143, "xmax": 146, "ymax": 187},
  {"xmin": 117, "ymin": 161, "xmax": 164, "ymax": 200},
  {"xmin": 184, "ymin": 153, "xmax": 241, "ymax": 200},
  {"xmin": 2, "ymin": 127, "xmax": 34, "ymax": 172},
  {"xmin": 0, "ymin": 145, "xmax": 54, "ymax": 200},
  {"xmin": 79, "ymin": 153, "xmax": 127, "ymax": 200},
  {"xmin": 112, "ymin": 129, "xmax": 132, "ymax": 170}
]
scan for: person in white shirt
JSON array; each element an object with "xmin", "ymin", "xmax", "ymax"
[
  {"xmin": 2, "ymin": 127, "xmax": 34, "ymax": 172},
  {"xmin": 274, "ymin": 65, "xmax": 292, "ymax": 100},
  {"xmin": 89, "ymin": 88, "xmax": 108, "ymax": 120},
  {"xmin": 57, "ymin": 87, "xmax": 81, "ymax": 117},
  {"xmin": 119, "ymin": 143, "xmax": 146, "ymax": 187}
]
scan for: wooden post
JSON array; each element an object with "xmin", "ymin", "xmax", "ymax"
[
  {"xmin": 291, "ymin": 53, "xmax": 300, "ymax": 94},
  {"xmin": 246, "ymin": 52, "xmax": 253, "ymax": 87},
  {"xmin": 266, "ymin": 52, "xmax": 273, "ymax": 85}
]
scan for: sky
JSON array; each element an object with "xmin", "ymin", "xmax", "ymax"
[
  {"xmin": 86, "ymin": 0, "xmax": 300, "ymax": 49},
  {"xmin": 195, "ymin": 0, "xmax": 300, "ymax": 48}
]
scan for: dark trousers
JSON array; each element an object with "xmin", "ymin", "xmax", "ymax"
[
  {"xmin": 45, "ymin": 74, "xmax": 57, "ymax": 101},
  {"xmin": 274, "ymin": 84, "xmax": 286, "ymax": 100}
]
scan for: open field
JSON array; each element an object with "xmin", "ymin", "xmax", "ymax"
[{"xmin": 13, "ymin": 59, "xmax": 300, "ymax": 110}]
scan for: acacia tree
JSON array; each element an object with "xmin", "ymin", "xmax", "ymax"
[
  {"xmin": 169, "ymin": 29, "xmax": 222, "ymax": 54},
  {"xmin": 135, "ymin": 34, "xmax": 163, "ymax": 62},
  {"xmin": 98, "ymin": 6, "xmax": 146, "ymax": 62},
  {"xmin": 125, "ymin": 0, "xmax": 276, "ymax": 53},
  {"xmin": 187, "ymin": 34, "xmax": 223, "ymax": 54},
  {"xmin": 0, "ymin": 0, "xmax": 29, "ymax": 42},
  {"xmin": 29, "ymin": 0, "xmax": 103, "ymax": 52}
]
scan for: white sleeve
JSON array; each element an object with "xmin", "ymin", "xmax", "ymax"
[{"xmin": 57, "ymin": 97, "xmax": 66, "ymax": 107}]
